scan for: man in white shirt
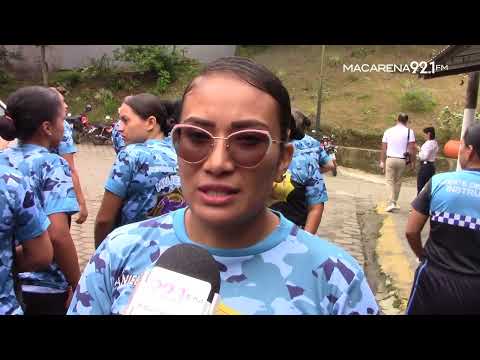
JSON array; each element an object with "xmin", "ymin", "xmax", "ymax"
[
  {"xmin": 379, "ymin": 113, "xmax": 416, "ymax": 212},
  {"xmin": 416, "ymin": 126, "xmax": 439, "ymax": 194}
]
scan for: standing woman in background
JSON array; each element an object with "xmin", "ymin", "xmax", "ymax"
[
  {"xmin": 5, "ymin": 87, "xmax": 88, "ymax": 224},
  {"xmin": 94, "ymin": 94, "xmax": 185, "ymax": 249},
  {"xmin": 417, "ymin": 126, "xmax": 439, "ymax": 194},
  {"xmin": 0, "ymin": 86, "xmax": 80, "ymax": 314},
  {"xmin": 269, "ymin": 109, "xmax": 329, "ymax": 234},
  {"xmin": 291, "ymin": 109, "xmax": 335, "ymax": 174}
]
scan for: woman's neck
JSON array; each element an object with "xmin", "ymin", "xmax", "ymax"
[
  {"xmin": 20, "ymin": 134, "xmax": 51, "ymax": 149},
  {"xmin": 148, "ymin": 131, "xmax": 165, "ymax": 141},
  {"xmin": 185, "ymin": 207, "xmax": 280, "ymax": 249}
]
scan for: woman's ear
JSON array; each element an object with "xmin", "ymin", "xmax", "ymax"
[
  {"xmin": 146, "ymin": 116, "xmax": 157, "ymax": 132},
  {"xmin": 41, "ymin": 121, "xmax": 53, "ymax": 137},
  {"xmin": 275, "ymin": 143, "xmax": 294, "ymax": 182}
]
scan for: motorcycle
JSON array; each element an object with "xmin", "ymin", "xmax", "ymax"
[
  {"xmin": 87, "ymin": 115, "xmax": 114, "ymax": 145},
  {"xmin": 66, "ymin": 104, "xmax": 93, "ymax": 144},
  {"xmin": 321, "ymin": 134, "xmax": 338, "ymax": 176}
]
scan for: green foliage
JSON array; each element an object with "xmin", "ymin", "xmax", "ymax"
[
  {"xmin": 52, "ymin": 70, "xmax": 82, "ymax": 88},
  {"xmin": 435, "ymin": 106, "xmax": 480, "ymax": 142},
  {"xmin": 356, "ymin": 94, "xmax": 371, "ymax": 100},
  {"xmin": 153, "ymin": 70, "xmax": 172, "ymax": 94},
  {"xmin": 113, "ymin": 45, "xmax": 197, "ymax": 93},
  {"xmin": 106, "ymin": 75, "xmax": 140, "ymax": 92},
  {"xmin": 94, "ymin": 88, "xmax": 119, "ymax": 117},
  {"xmin": 0, "ymin": 69, "xmax": 12, "ymax": 85},
  {"xmin": 400, "ymin": 88, "xmax": 437, "ymax": 113}
]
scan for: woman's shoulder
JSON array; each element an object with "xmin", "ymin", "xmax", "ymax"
[
  {"xmin": 103, "ymin": 212, "xmax": 178, "ymax": 258},
  {"xmin": 40, "ymin": 151, "xmax": 70, "ymax": 169}
]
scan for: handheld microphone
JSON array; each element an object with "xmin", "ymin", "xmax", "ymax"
[{"xmin": 123, "ymin": 244, "xmax": 221, "ymax": 315}]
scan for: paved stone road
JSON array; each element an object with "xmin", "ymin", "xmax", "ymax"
[{"xmin": 70, "ymin": 143, "xmax": 116, "ymax": 270}]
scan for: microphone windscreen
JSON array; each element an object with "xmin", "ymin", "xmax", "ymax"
[{"xmin": 155, "ymin": 244, "xmax": 221, "ymax": 302}]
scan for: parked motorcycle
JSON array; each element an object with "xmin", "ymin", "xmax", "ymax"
[
  {"xmin": 66, "ymin": 104, "xmax": 93, "ymax": 144},
  {"xmin": 88, "ymin": 115, "xmax": 114, "ymax": 145},
  {"xmin": 321, "ymin": 134, "xmax": 338, "ymax": 176}
]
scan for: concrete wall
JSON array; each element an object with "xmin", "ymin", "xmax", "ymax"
[
  {"xmin": 336, "ymin": 145, "xmax": 457, "ymax": 176},
  {"xmin": 4, "ymin": 45, "xmax": 237, "ymax": 74}
]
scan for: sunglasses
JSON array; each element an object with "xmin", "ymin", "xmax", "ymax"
[{"xmin": 171, "ymin": 124, "xmax": 284, "ymax": 168}]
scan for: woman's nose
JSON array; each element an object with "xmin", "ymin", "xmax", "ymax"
[{"xmin": 202, "ymin": 138, "xmax": 235, "ymax": 174}]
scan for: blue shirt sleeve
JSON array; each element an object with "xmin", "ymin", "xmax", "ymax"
[
  {"xmin": 10, "ymin": 174, "xmax": 50, "ymax": 243},
  {"xmin": 42, "ymin": 156, "xmax": 80, "ymax": 216},
  {"xmin": 57, "ymin": 121, "xmax": 77, "ymax": 155},
  {"xmin": 304, "ymin": 156, "xmax": 328, "ymax": 206},
  {"xmin": 318, "ymin": 146, "xmax": 332, "ymax": 166},
  {"xmin": 105, "ymin": 148, "xmax": 134, "ymax": 199},
  {"xmin": 332, "ymin": 267, "xmax": 379, "ymax": 315},
  {"xmin": 4, "ymin": 173, "xmax": 50, "ymax": 244}
]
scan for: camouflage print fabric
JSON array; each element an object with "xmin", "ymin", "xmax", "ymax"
[
  {"xmin": 0, "ymin": 143, "xmax": 79, "ymax": 290},
  {"xmin": 289, "ymin": 138, "xmax": 329, "ymax": 205},
  {"xmin": 294, "ymin": 134, "xmax": 331, "ymax": 166},
  {"xmin": 105, "ymin": 137, "xmax": 186, "ymax": 227},
  {"xmin": 270, "ymin": 136, "xmax": 329, "ymax": 226},
  {"xmin": 67, "ymin": 208, "xmax": 378, "ymax": 315},
  {"xmin": 51, "ymin": 120, "xmax": 77, "ymax": 156},
  {"xmin": 0, "ymin": 165, "xmax": 50, "ymax": 315},
  {"xmin": 111, "ymin": 120, "xmax": 126, "ymax": 154}
]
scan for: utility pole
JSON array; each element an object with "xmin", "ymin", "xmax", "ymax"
[
  {"xmin": 315, "ymin": 45, "xmax": 326, "ymax": 133},
  {"xmin": 457, "ymin": 71, "xmax": 480, "ymax": 170}
]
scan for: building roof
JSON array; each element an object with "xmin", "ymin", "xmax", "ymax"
[{"xmin": 419, "ymin": 45, "xmax": 480, "ymax": 79}]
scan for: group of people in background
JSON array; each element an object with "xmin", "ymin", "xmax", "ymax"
[
  {"xmin": 0, "ymin": 56, "xmax": 376, "ymax": 315},
  {"xmin": 1, "ymin": 55, "xmax": 479, "ymax": 315},
  {"xmin": 381, "ymin": 114, "xmax": 480, "ymax": 314}
]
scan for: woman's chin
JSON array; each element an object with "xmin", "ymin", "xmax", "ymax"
[{"xmin": 190, "ymin": 203, "xmax": 261, "ymax": 228}]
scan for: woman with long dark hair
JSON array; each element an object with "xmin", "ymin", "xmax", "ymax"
[
  {"xmin": 0, "ymin": 86, "xmax": 80, "ymax": 314},
  {"xmin": 94, "ymin": 94, "xmax": 185, "ymax": 248}
]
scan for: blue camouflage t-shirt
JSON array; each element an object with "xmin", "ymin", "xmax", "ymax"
[
  {"xmin": 295, "ymin": 134, "xmax": 331, "ymax": 166},
  {"xmin": 51, "ymin": 120, "xmax": 77, "ymax": 156},
  {"xmin": 111, "ymin": 120, "xmax": 126, "ymax": 154},
  {"xmin": 0, "ymin": 165, "xmax": 50, "ymax": 314},
  {"xmin": 67, "ymin": 208, "xmax": 378, "ymax": 315},
  {"xmin": 0, "ymin": 143, "xmax": 79, "ymax": 290},
  {"xmin": 270, "ymin": 138, "xmax": 329, "ymax": 227},
  {"xmin": 105, "ymin": 137, "xmax": 186, "ymax": 227}
]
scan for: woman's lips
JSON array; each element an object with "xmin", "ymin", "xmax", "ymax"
[{"xmin": 197, "ymin": 184, "xmax": 240, "ymax": 206}]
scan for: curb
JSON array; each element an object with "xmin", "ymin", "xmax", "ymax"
[{"xmin": 375, "ymin": 201, "xmax": 415, "ymax": 312}]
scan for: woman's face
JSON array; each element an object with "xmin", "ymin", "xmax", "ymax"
[
  {"xmin": 118, "ymin": 103, "xmax": 151, "ymax": 145},
  {"xmin": 179, "ymin": 74, "xmax": 293, "ymax": 227},
  {"xmin": 48, "ymin": 103, "xmax": 66, "ymax": 148}
]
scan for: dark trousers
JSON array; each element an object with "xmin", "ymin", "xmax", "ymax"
[
  {"xmin": 22, "ymin": 291, "xmax": 69, "ymax": 315},
  {"xmin": 406, "ymin": 260, "xmax": 480, "ymax": 315},
  {"xmin": 417, "ymin": 162, "xmax": 435, "ymax": 194}
]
